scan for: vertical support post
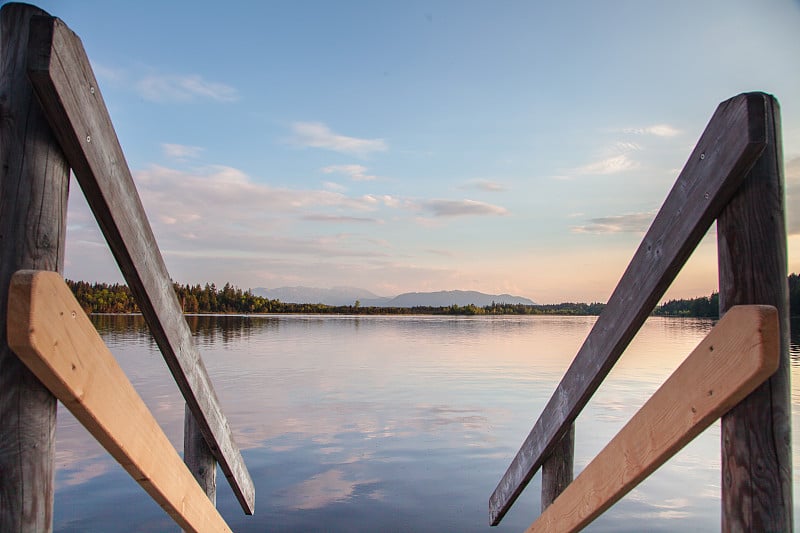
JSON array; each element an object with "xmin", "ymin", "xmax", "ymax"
[
  {"xmin": 184, "ymin": 404, "xmax": 217, "ymax": 505},
  {"xmin": 717, "ymin": 93, "xmax": 792, "ymax": 531},
  {"xmin": 541, "ymin": 425, "xmax": 574, "ymax": 509},
  {"xmin": 0, "ymin": 4, "xmax": 69, "ymax": 532}
]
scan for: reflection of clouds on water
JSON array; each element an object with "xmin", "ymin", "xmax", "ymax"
[
  {"xmin": 56, "ymin": 314, "xmax": 780, "ymax": 531},
  {"xmin": 60, "ymin": 461, "xmax": 111, "ymax": 487},
  {"xmin": 278, "ymin": 468, "xmax": 380, "ymax": 510},
  {"xmin": 622, "ymin": 491, "xmax": 692, "ymax": 520},
  {"xmin": 55, "ymin": 414, "xmax": 115, "ymax": 490},
  {"xmin": 419, "ymin": 405, "xmax": 489, "ymax": 430}
]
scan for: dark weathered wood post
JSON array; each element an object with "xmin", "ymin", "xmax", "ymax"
[
  {"xmin": 0, "ymin": 3, "xmax": 70, "ymax": 532},
  {"xmin": 184, "ymin": 405, "xmax": 217, "ymax": 504},
  {"xmin": 540, "ymin": 425, "xmax": 574, "ymax": 509},
  {"xmin": 717, "ymin": 93, "xmax": 792, "ymax": 531}
]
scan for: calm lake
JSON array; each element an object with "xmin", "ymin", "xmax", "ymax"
[{"xmin": 53, "ymin": 314, "xmax": 800, "ymax": 532}]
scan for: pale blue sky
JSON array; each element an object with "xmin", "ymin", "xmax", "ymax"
[{"xmin": 17, "ymin": 1, "xmax": 800, "ymax": 302}]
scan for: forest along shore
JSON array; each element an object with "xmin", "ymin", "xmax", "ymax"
[{"xmin": 67, "ymin": 274, "xmax": 800, "ymax": 318}]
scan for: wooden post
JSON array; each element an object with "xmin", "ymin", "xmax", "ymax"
[
  {"xmin": 717, "ymin": 93, "xmax": 793, "ymax": 531},
  {"xmin": 0, "ymin": 4, "xmax": 69, "ymax": 532},
  {"xmin": 185, "ymin": 404, "xmax": 217, "ymax": 504},
  {"xmin": 541, "ymin": 425, "xmax": 573, "ymax": 510}
]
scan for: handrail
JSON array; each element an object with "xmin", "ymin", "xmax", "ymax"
[
  {"xmin": 26, "ymin": 15, "xmax": 254, "ymax": 513},
  {"xmin": 526, "ymin": 305, "xmax": 779, "ymax": 533},
  {"xmin": 489, "ymin": 92, "xmax": 768, "ymax": 525},
  {"xmin": 7, "ymin": 271, "xmax": 232, "ymax": 533}
]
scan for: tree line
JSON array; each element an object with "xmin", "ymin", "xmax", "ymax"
[
  {"xmin": 654, "ymin": 273, "xmax": 800, "ymax": 318},
  {"xmin": 66, "ymin": 273, "xmax": 800, "ymax": 317}
]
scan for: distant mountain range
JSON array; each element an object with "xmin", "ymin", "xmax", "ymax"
[{"xmin": 251, "ymin": 286, "xmax": 535, "ymax": 307}]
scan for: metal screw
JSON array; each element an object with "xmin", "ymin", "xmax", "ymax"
[
  {"xmin": 90, "ymin": 86, "xmax": 95, "ymax": 95},
  {"xmin": 700, "ymin": 153, "xmax": 705, "ymax": 160},
  {"xmin": 704, "ymin": 192, "xmax": 709, "ymax": 200},
  {"xmin": 86, "ymin": 135, "xmax": 91, "ymax": 143},
  {"xmin": 71, "ymin": 311, "xmax": 76, "ymax": 319}
]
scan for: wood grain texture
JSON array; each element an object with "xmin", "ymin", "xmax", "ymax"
[
  {"xmin": 489, "ymin": 92, "xmax": 768, "ymax": 525},
  {"xmin": 0, "ymin": 4, "xmax": 68, "ymax": 532},
  {"xmin": 526, "ymin": 305, "xmax": 780, "ymax": 533},
  {"xmin": 541, "ymin": 425, "xmax": 573, "ymax": 510},
  {"xmin": 7, "ymin": 271, "xmax": 233, "ymax": 533},
  {"xmin": 184, "ymin": 404, "xmax": 217, "ymax": 504},
  {"xmin": 25, "ymin": 15, "xmax": 254, "ymax": 513},
  {"xmin": 717, "ymin": 94, "xmax": 793, "ymax": 532}
]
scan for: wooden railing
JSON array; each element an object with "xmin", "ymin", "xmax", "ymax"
[
  {"xmin": 489, "ymin": 91, "xmax": 791, "ymax": 531},
  {"xmin": 8, "ymin": 271, "xmax": 232, "ymax": 533},
  {"xmin": 527, "ymin": 305, "xmax": 778, "ymax": 532},
  {"xmin": 0, "ymin": 4, "xmax": 253, "ymax": 531}
]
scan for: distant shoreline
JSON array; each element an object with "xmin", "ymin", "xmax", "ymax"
[{"xmin": 70, "ymin": 273, "xmax": 800, "ymax": 318}]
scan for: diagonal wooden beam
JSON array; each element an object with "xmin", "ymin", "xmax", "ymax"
[
  {"xmin": 25, "ymin": 15, "xmax": 254, "ymax": 513},
  {"xmin": 526, "ymin": 305, "xmax": 779, "ymax": 533},
  {"xmin": 489, "ymin": 92, "xmax": 769, "ymax": 525},
  {"xmin": 7, "ymin": 271, "xmax": 234, "ymax": 533}
]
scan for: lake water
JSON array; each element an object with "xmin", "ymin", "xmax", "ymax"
[{"xmin": 52, "ymin": 314, "xmax": 800, "ymax": 532}]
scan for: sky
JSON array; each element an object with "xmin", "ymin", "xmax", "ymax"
[{"xmin": 13, "ymin": 1, "xmax": 800, "ymax": 303}]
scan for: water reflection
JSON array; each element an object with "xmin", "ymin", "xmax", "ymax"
[{"xmin": 52, "ymin": 314, "xmax": 800, "ymax": 532}]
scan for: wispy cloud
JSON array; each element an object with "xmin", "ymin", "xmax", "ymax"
[
  {"xmin": 322, "ymin": 164, "xmax": 379, "ymax": 181},
  {"xmin": 162, "ymin": 143, "xmax": 204, "ymax": 159},
  {"xmin": 90, "ymin": 62, "xmax": 127, "ymax": 84},
  {"xmin": 290, "ymin": 122, "xmax": 387, "ymax": 157},
  {"xmin": 136, "ymin": 74, "xmax": 239, "ymax": 103},
  {"xmin": 423, "ymin": 199, "xmax": 508, "ymax": 217},
  {"xmin": 623, "ymin": 124, "xmax": 681, "ymax": 137},
  {"xmin": 576, "ymin": 154, "xmax": 639, "ymax": 175},
  {"xmin": 460, "ymin": 179, "xmax": 507, "ymax": 192},
  {"xmin": 302, "ymin": 214, "xmax": 382, "ymax": 224},
  {"xmin": 571, "ymin": 211, "xmax": 655, "ymax": 234},
  {"xmin": 322, "ymin": 181, "xmax": 347, "ymax": 192}
]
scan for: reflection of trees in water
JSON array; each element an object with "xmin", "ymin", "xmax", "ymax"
[
  {"xmin": 791, "ymin": 317, "xmax": 800, "ymax": 367},
  {"xmin": 185, "ymin": 315, "xmax": 281, "ymax": 347},
  {"xmin": 90, "ymin": 314, "xmax": 282, "ymax": 349}
]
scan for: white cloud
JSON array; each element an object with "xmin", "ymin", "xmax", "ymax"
[
  {"xmin": 322, "ymin": 181, "xmax": 347, "ymax": 192},
  {"xmin": 460, "ymin": 179, "xmax": 507, "ymax": 192},
  {"xmin": 381, "ymin": 195, "xmax": 401, "ymax": 208},
  {"xmin": 134, "ymin": 165, "xmax": 379, "ymax": 220},
  {"xmin": 290, "ymin": 122, "xmax": 387, "ymax": 157},
  {"xmin": 423, "ymin": 199, "xmax": 509, "ymax": 217},
  {"xmin": 89, "ymin": 62, "xmax": 127, "ymax": 84},
  {"xmin": 623, "ymin": 124, "xmax": 681, "ymax": 137},
  {"xmin": 614, "ymin": 141, "xmax": 642, "ymax": 152},
  {"xmin": 162, "ymin": 143, "xmax": 204, "ymax": 159},
  {"xmin": 571, "ymin": 211, "xmax": 655, "ymax": 234},
  {"xmin": 322, "ymin": 164, "xmax": 378, "ymax": 181},
  {"xmin": 576, "ymin": 154, "xmax": 639, "ymax": 175},
  {"xmin": 303, "ymin": 214, "xmax": 382, "ymax": 224},
  {"xmin": 136, "ymin": 74, "xmax": 239, "ymax": 103}
]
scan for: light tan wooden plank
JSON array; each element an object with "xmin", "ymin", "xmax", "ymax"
[
  {"xmin": 525, "ymin": 305, "xmax": 779, "ymax": 533},
  {"xmin": 25, "ymin": 15, "xmax": 253, "ymax": 513},
  {"xmin": 7, "ymin": 271, "xmax": 232, "ymax": 533},
  {"xmin": 489, "ymin": 92, "xmax": 768, "ymax": 525}
]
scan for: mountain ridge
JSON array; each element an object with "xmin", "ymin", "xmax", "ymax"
[{"xmin": 252, "ymin": 286, "xmax": 534, "ymax": 307}]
